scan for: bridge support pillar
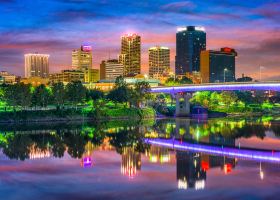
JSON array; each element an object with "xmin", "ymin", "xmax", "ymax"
[{"xmin": 175, "ymin": 93, "xmax": 192, "ymax": 117}]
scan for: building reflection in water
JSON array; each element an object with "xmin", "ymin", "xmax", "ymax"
[
  {"xmin": 176, "ymin": 134, "xmax": 237, "ymax": 190},
  {"xmin": 176, "ymin": 151, "xmax": 206, "ymax": 190},
  {"xmin": 81, "ymin": 141, "xmax": 95, "ymax": 168},
  {"xmin": 146, "ymin": 146, "xmax": 170, "ymax": 164},
  {"xmin": 29, "ymin": 144, "xmax": 51, "ymax": 160},
  {"xmin": 121, "ymin": 147, "xmax": 141, "ymax": 178}
]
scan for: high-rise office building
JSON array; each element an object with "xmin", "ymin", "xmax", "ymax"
[
  {"xmin": 100, "ymin": 59, "xmax": 124, "ymax": 80},
  {"xmin": 119, "ymin": 33, "xmax": 141, "ymax": 76},
  {"xmin": 24, "ymin": 53, "xmax": 49, "ymax": 78},
  {"xmin": 148, "ymin": 46, "xmax": 170, "ymax": 78},
  {"xmin": 72, "ymin": 45, "xmax": 93, "ymax": 71},
  {"xmin": 175, "ymin": 26, "xmax": 206, "ymax": 75},
  {"xmin": 200, "ymin": 47, "xmax": 237, "ymax": 83}
]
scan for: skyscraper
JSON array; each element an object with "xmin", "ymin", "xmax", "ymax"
[
  {"xmin": 200, "ymin": 47, "xmax": 237, "ymax": 83},
  {"xmin": 119, "ymin": 33, "xmax": 141, "ymax": 76},
  {"xmin": 72, "ymin": 45, "xmax": 93, "ymax": 71},
  {"xmin": 175, "ymin": 26, "xmax": 206, "ymax": 75},
  {"xmin": 24, "ymin": 53, "xmax": 49, "ymax": 78},
  {"xmin": 148, "ymin": 46, "xmax": 170, "ymax": 78}
]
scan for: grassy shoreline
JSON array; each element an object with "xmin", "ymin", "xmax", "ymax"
[{"xmin": 0, "ymin": 107, "xmax": 156, "ymax": 123}]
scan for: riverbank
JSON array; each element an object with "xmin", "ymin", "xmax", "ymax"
[{"xmin": 0, "ymin": 107, "xmax": 156, "ymax": 123}]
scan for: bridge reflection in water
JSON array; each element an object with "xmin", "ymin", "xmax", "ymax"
[
  {"xmin": 145, "ymin": 138, "xmax": 280, "ymax": 163},
  {"xmin": 145, "ymin": 138, "xmax": 272, "ymax": 190}
]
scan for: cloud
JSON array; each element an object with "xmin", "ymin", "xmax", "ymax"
[
  {"xmin": 254, "ymin": 2, "xmax": 280, "ymax": 22},
  {"xmin": 0, "ymin": 0, "xmax": 279, "ymax": 79},
  {"xmin": 161, "ymin": 1, "xmax": 195, "ymax": 13}
]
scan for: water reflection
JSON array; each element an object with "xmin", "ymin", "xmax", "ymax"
[
  {"xmin": 177, "ymin": 151, "xmax": 206, "ymax": 190},
  {"xmin": 121, "ymin": 147, "xmax": 141, "ymax": 178},
  {"xmin": 146, "ymin": 146, "xmax": 171, "ymax": 164},
  {"xmin": 1, "ymin": 117, "xmax": 280, "ymax": 194}
]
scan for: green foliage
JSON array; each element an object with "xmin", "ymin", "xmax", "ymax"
[
  {"xmin": 105, "ymin": 107, "xmax": 140, "ymax": 118},
  {"xmin": 51, "ymin": 82, "xmax": 65, "ymax": 107},
  {"xmin": 190, "ymin": 91, "xmax": 269, "ymax": 113},
  {"xmin": 115, "ymin": 76, "xmax": 127, "ymax": 88},
  {"xmin": 165, "ymin": 76, "xmax": 193, "ymax": 86},
  {"xmin": 65, "ymin": 81, "xmax": 87, "ymax": 106},
  {"xmin": 107, "ymin": 86, "xmax": 132, "ymax": 105},
  {"xmin": 133, "ymin": 81, "xmax": 151, "ymax": 107},
  {"xmin": 190, "ymin": 91, "xmax": 211, "ymax": 108},
  {"xmin": 32, "ymin": 84, "xmax": 51, "ymax": 108},
  {"xmin": 86, "ymin": 89, "xmax": 104, "ymax": 101},
  {"xmin": 4, "ymin": 83, "xmax": 32, "ymax": 109},
  {"xmin": 138, "ymin": 107, "xmax": 155, "ymax": 118}
]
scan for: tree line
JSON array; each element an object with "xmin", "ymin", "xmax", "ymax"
[{"xmin": 0, "ymin": 76, "xmax": 151, "ymax": 112}]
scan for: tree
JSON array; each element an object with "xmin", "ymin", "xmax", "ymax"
[
  {"xmin": 107, "ymin": 86, "xmax": 131, "ymax": 106},
  {"xmin": 4, "ymin": 83, "xmax": 32, "ymax": 111},
  {"xmin": 2, "ymin": 134, "xmax": 33, "ymax": 161},
  {"xmin": 20, "ymin": 84, "xmax": 32, "ymax": 109},
  {"xmin": 165, "ymin": 76, "xmax": 193, "ymax": 86},
  {"xmin": 235, "ymin": 91, "xmax": 254, "ymax": 106},
  {"xmin": 180, "ymin": 76, "xmax": 193, "ymax": 84},
  {"xmin": 64, "ymin": 133, "xmax": 87, "ymax": 158},
  {"xmin": 190, "ymin": 91, "xmax": 211, "ymax": 108},
  {"xmin": 133, "ymin": 81, "xmax": 151, "ymax": 107},
  {"xmin": 220, "ymin": 91, "xmax": 238, "ymax": 107},
  {"xmin": 51, "ymin": 82, "xmax": 65, "ymax": 109},
  {"xmin": 107, "ymin": 76, "xmax": 131, "ymax": 106},
  {"xmin": 209, "ymin": 92, "xmax": 220, "ymax": 110},
  {"xmin": 86, "ymin": 89, "xmax": 104, "ymax": 101},
  {"xmin": 115, "ymin": 76, "xmax": 127, "ymax": 88},
  {"xmin": 165, "ymin": 77, "xmax": 180, "ymax": 86},
  {"xmin": 65, "ymin": 81, "xmax": 87, "ymax": 109},
  {"xmin": 32, "ymin": 84, "xmax": 51, "ymax": 109},
  {"xmin": 4, "ymin": 84, "xmax": 19, "ymax": 110}
]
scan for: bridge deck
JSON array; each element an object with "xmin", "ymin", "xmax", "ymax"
[{"xmin": 151, "ymin": 82, "xmax": 280, "ymax": 93}]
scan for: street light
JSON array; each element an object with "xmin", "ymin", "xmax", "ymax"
[{"xmin": 224, "ymin": 68, "xmax": 228, "ymax": 82}]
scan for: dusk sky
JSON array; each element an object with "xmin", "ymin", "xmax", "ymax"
[{"xmin": 0, "ymin": 0, "xmax": 279, "ymax": 80}]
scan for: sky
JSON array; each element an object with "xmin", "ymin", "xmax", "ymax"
[{"xmin": 0, "ymin": 0, "xmax": 279, "ymax": 80}]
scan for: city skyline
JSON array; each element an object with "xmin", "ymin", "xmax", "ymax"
[{"xmin": 0, "ymin": 0, "xmax": 279, "ymax": 80}]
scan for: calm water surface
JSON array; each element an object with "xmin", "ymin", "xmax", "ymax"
[{"xmin": 1, "ymin": 117, "xmax": 280, "ymax": 200}]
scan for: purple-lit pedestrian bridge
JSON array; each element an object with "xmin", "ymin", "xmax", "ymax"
[
  {"xmin": 150, "ymin": 82, "xmax": 280, "ymax": 116},
  {"xmin": 145, "ymin": 138, "xmax": 280, "ymax": 163},
  {"xmin": 151, "ymin": 82, "xmax": 280, "ymax": 93}
]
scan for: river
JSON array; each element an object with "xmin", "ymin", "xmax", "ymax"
[{"xmin": 1, "ymin": 116, "xmax": 280, "ymax": 199}]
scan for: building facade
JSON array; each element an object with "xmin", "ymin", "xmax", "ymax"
[
  {"xmin": 148, "ymin": 46, "xmax": 170, "ymax": 78},
  {"xmin": 20, "ymin": 77, "xmax": 49, "ymax": 87},
  {"xmin": 119, "ymin": 33, "xmax": 141, "ymax": 76},
  {"xmin": 175, "ymin": 26, "xmax": 206, "ymax": 75},
  {"xmin": 200, "ymin": 47, "xmax": 237, "ymax": 83},
  {"xmin": 100, "ymin": 59, "xmax": 124, "ymax": 80},
  {"xmin": 49, "ymin": 70, "xmax": 84, "ymax": 84},
  {"xmin": 0, "ymin": 71, "xmax": 16, "ymax": 84},
  {"xmin": 24, "ymin": 53, "xmax": 49, "ymax": 78},
  {"xmin": 84, "ymin": 68, "xmax": 100, "ymax": 83},
  {"xmin": 72, "ymin": 45, "xmax": 93, "ymax": 71}
]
